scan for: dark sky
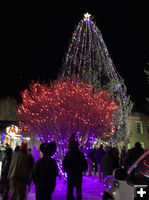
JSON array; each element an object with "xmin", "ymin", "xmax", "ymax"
[{"xmin": 0, "ymin": 1, "xmax": 149, "ymax": 112}]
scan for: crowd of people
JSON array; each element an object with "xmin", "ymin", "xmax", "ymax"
[
  {"xmin": 0, "ymin": 136, "xmax": 145, "ymax": 200},
  {"xmin": 86, "ymin": 141, "xmax": 144, "ymax": 182}
]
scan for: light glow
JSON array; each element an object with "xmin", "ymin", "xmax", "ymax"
[{"xmin": 84, "ymin": 12, "xmax": 91, "ymax": 20}]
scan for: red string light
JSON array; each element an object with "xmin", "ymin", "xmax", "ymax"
[{"xmin": 18, "ymin": 78, "xmax": 118, "ymax": 139}]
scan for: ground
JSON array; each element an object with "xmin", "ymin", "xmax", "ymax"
[
  {"xmin": 0, "ymin": 161, "xmax": 104, "ymax": 200},
  {"xmin": 0, "ymin": 176, "xmax": 104, "ymax": 200},
  {"xmin": 27, "ymin": 176, "xmax": 104, "ymax": 200}
]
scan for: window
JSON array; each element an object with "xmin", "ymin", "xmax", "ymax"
[
  {"xmin": 127, "ymin": 143, "xmax": 131, "ymax": 149},
  {"xmin": 140, "ymin": 142, "xmax": 144, "ymax": 149},
  {"xmin": 136, "ymin": 121, "xmax": 143, "ymax": 134}
]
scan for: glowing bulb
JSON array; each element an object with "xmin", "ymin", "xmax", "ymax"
[{"xmin": 84, "ymin": 12, "xmax": 91, "ymax": 21}]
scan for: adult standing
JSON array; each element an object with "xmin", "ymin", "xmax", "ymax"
[
  {"xmin": 87, "ymin": 148, "xmax": 97, "ymax": 176},
  {"xmin": 0, "ymin": 147, "xmax": 13, "ymax": 200},
  {"xmin": 124, "ymin": 141, "xmax": 144, "ymax": 170},
  {"xmin": 87, "ymin": 148, "xmax": 93, "ymax": 176},
  {"xmin": 8, "ymin": 142, "xmax": 34, "ymax": 200},
  {"xmin": 120, "ymin": 146, "xmax": 127, "ymax": 167},
  {"xmin": 100, "ymin": 148, "xmax": 119, "ymax": 179},
  {"xmin": 95, "ymin": 144, "xmax": 105, "ymax": 182},
  {"xmin": 62, "ymin": 141, "xmax": 88, "ymax": 200},
  {"xmin": 32, "ymin": 142, "xmax": 58, "ymax": 200}
]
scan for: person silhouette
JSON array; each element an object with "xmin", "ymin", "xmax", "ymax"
[
  {"xmin": 62, "ymin": 141, "xmax": 88, "ymax": 200},
  {"xmin": 32, "ymin": 142, "xmax": 58, "ymax": 200},
  {"xmin": 124, "ymin": 142, "xmax": 144, "ymax": 169},
  {"xmin": 8, "ymin": 142, "xmax": 33, "ymax": 200}
]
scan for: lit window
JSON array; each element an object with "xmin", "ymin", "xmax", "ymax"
[
  {"xmin": 140, "ymin": 142, "xmax": 144, "ymax": 148},
  {"xmin": 127, "ymin": 143, "xmax": 131, "ymax": 149},
  {"xmin": 136, "ymin": 121, "xmax": 143, "ymax": 134}
]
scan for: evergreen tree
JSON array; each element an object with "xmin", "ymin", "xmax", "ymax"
[{"xmin": 60, "ymin": 13, "xmax": 133, "ymax": 145}]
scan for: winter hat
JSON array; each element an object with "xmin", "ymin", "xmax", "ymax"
[
  {"xmin": 40, "ymin": 141, "xmax": 56, "ymax": 156},
  {"xmin": 20, "ymin": 142, "xmax": 27, "ymax": 150}
]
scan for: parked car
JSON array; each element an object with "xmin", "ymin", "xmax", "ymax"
[{"xmin": 102, "ymin": 150, "xmax": 149, "ymax": 200}]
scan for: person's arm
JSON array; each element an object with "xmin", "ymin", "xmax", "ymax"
[{"xmin": 81, "ymin": 152, "xmax": 88, "ymax": 172}]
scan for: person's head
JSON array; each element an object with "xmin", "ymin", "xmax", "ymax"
[
  {"xmin": 69, "ymin": 133, "xmax": 76, "ymax": 141},
  {"xmin": 69, "ymin": 141, "xmax": 79, "ymax": 151},
  {"xmin": 15, "ymin": 145, "xmax": 20, "ymax": 152},
  {"xmin": 107, "ymin": 147, "xmax": 114, "ymax": 156},
  {"xmin": 28, "ymin": 148, "xmax": 32, "ymax": 153},
  {"xmin": 5, "ymin": 147, "xmax": 13, "ymax": 156},
  {"xmin": 5, "ymin": 143, "xmax": 10, "ymax": 148},
  {"xmin": 20, "ymin": 142, "xmax": 27, "ymax": 151},
  {"xmin": 135, "ymin": 142, "xmax": 142, "ymax": 148},
  {"xmin": 40, "ymin": 141, "xmax": 56, "ymax": 156},
  {"xmin": 99, "ymin": 144, "xmax": 103, "ymax": 149}
]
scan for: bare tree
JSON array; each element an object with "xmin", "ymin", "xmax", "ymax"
[{"xmin": 0, "ymin": 97, "xmax": 19, "ymax": 121}]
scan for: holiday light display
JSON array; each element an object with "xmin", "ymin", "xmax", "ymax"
[
  {"xmin": 60, "ymin": 13, "xmax": 133, "ymax": 144},
  {"xmin": 18, "ymin": 78, "xmax": 118, "ymax": 177},
  {"xmin": 6, "ymin": 125, "xmax": 20, "ymax": 139},
  {"xmin": 18, "ymin": 79, "xmax": 118, "ymax": 140},
  {"xmin": 18, "ymin": 13, "xmax": 133, "ymax": 178}
]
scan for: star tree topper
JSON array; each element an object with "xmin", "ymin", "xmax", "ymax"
[{"xmin": 84, "ymin": 12, "xmax": 91, "ymax": 21}]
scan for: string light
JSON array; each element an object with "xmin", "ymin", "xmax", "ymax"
[
  {"xmin": 18, "ymin": 78, "xmax": 118, "ymax": 178},
  {"xmin": 18, "ymin": 13, "xmax": 133, "ymax": 178},
  {"xmin": 61, "ymin": 13, "xmax": 133, "ymax": 145},
  {"xmin": 84, "ymin": 13, "xmax": 91, "ymax": 21}
]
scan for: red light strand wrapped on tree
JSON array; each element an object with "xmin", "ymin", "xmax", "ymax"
[
  {"xmin": 18, "ymin": 78, "xmax": 118, "ymax": 141},
  {"xmin": 18, "ymin": 78, "xmax": 119, "ymax": 178}
]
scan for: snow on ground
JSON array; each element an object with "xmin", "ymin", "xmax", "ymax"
[
  {"xmin": 26, "ymin": 176, "xmax": 104, "ymax": 200},
  {"xmin": 0, "ymin": 176, "xmax": 104, "ymax": 200},
  {"xmin": 0, "ymin": 161, "xmax": 104, "ymax": 200}
]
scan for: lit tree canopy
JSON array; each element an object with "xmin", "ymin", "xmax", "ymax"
[
  {"xmin": 18, "ymin": 78, "xmax": 118, "ymax": 142},
  {"xmin": 60, "ymin": 13, "xmax": 133, "ymax": 144}
]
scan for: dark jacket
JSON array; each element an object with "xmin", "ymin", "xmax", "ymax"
[
  {"xmin": 124, "ymin": 146, "xmax": 144, "ymax": 169},
  {"xmin": 0, "ymin": 148, "xmax": 12, "ymax": 189},
  {"xmin": 100, "ymin": 150, "xmax": 119, "ymax": 178},
  {"xmin": 8, "ymin": 150, "xmax": 33, "ymax": 184},
  {"xmin": 62, "ymin": 149, "xmax": 88, "ymax": 180},
  {"xmin": 32, "ymin": 156, "xmax": 58, "ymax": 189},
  {"xmin": 95, "ymin": 147, "xmax": 105, "ymax": 164}
]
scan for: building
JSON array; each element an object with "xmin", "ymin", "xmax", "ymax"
[
  {"xmin": 128, "ymin": 112, "xmax": 149, "ymax": 149},
  {"xmin": 0, "ymin": 120, "xmax": 31, "ymax": 149}
]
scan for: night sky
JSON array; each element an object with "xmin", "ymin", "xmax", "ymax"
[{"xmin": 0, "ymin": 1, "xmax": 149, "ymax": 112}]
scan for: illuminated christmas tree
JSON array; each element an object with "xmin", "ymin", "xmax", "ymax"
[
  {"xmin": 60, "ymin": 13, "xmax": 133, "ymax": 145},
  {"xmin": 18, "ymin": 78, "xmax": 118, "ymax": 177}
]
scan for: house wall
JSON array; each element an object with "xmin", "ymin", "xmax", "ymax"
[{"xmin": 128, "ymin": 112, "xmax": 149, "ymax": 149}]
